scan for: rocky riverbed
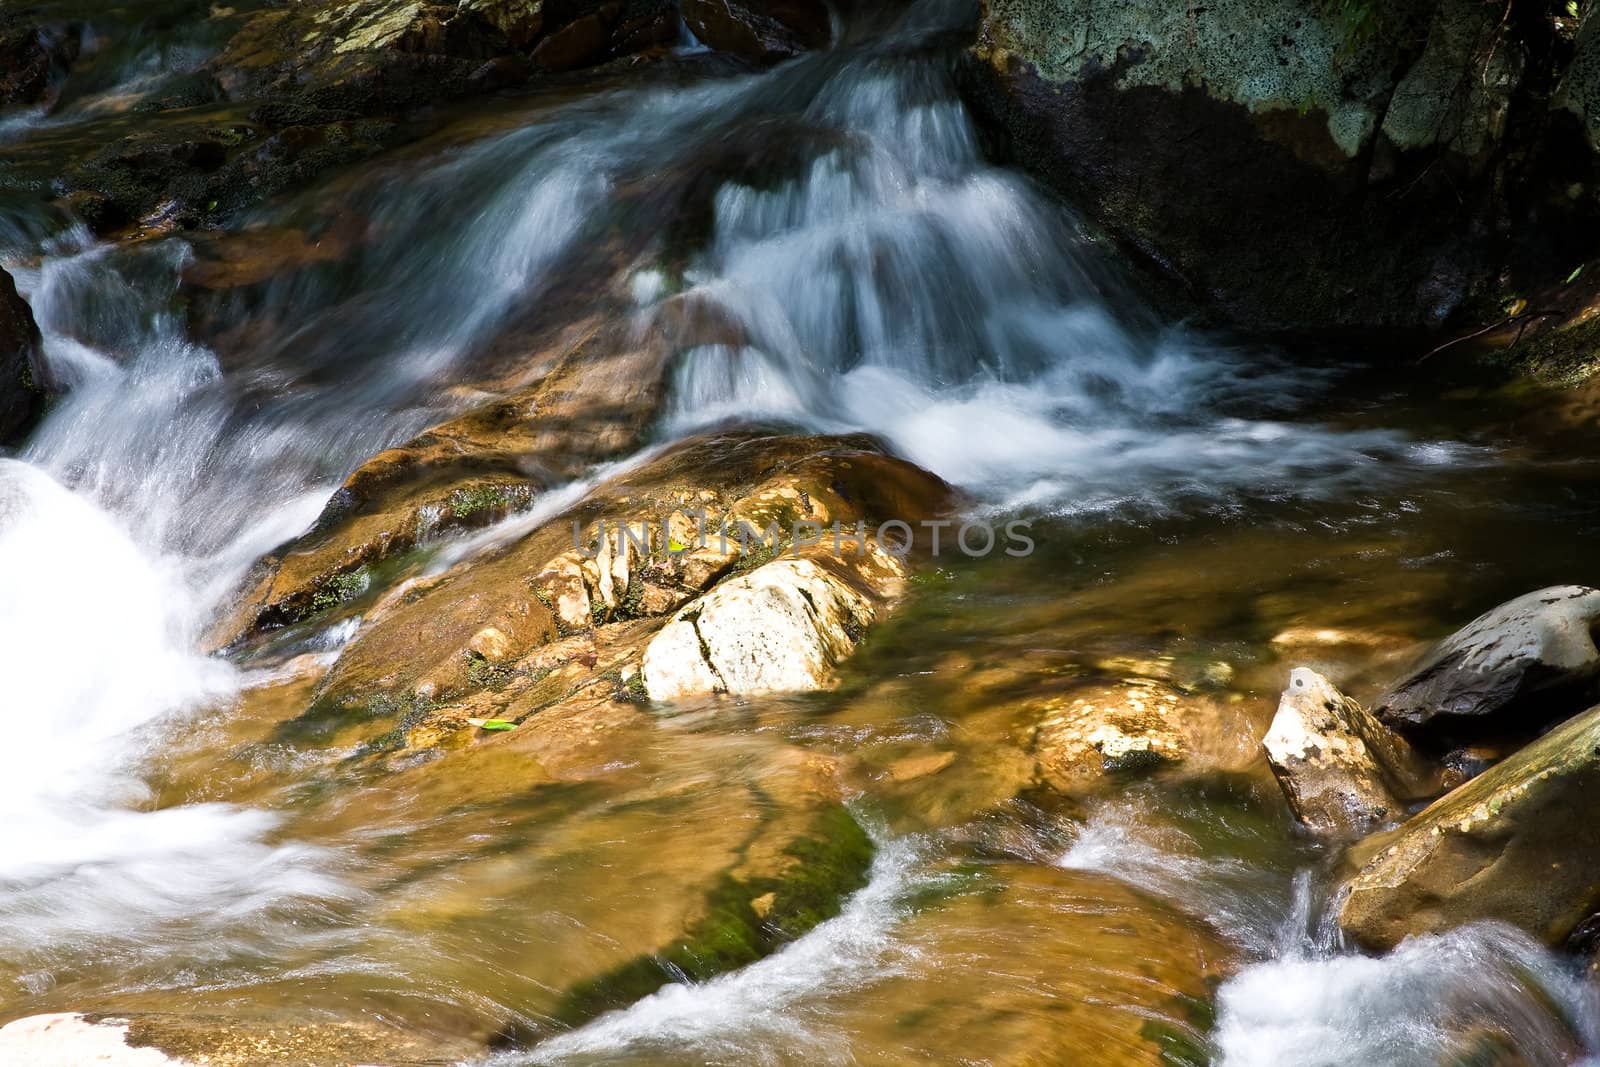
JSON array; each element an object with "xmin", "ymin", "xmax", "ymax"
[{"xmin": 6, "ymin": 1, "xmax": 1600, "ymax": 1065}]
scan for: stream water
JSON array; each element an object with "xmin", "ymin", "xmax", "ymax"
[{"xmin": 3, "ymin": 2, "xmax": 1600, "ymax": 1064}]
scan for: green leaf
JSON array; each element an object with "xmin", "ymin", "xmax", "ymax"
[
  {"xmin": 668, "ymin": 538, "xmax": 688, "ymax": 553},
  {"xmin": 468, "ymin": 717, "xmax": 517, "ymax": 731},
  {"xmin": 1567, "ymin": 264, "xmax": 1586, "ymax": 284}
]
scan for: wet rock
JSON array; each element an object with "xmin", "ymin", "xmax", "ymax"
[
  {"xmin": 959, "ymin": 0, "xmax": 1593, "ymax": 335},
  {"xmin": 1262, "ymin": 668, "xmax": 1434, "ymax": 839},
  {"xmin": 1338, "ymin": 699, "xmax": 1600, "ymax": 951},
  {"xmin": 681, "ymin": 0, "xmax": 832, "ymax": 60},
  {"xmin": 826, "ymin": 862, "xmax": 1233, "ymax": 1066},
  {"xmin": 209, "ymin": 326, "xmax": 668, "ymax": 645},
  {"xmin": 0, "ymin": 267, "xmax": 50, "ymax": 447},
  {"xmin": 302, "ymin": 432, "xmax": 952, "ymax": 723},
  {"xmin": 1373, "ymin": 586, "xmax": 1600, "ymax": 745},
  {"xmin": 643, "ymin": 550, "xmax": 901, "ymax": 700},
  {"xmin": 0, "ymin": 15, "xmax": 79, "ymax": 108},
  {"xmin": 0, "ymin": 1015, "xmax": 186, "ymax": 1066},
  {"xmin": 1031, "ymin": 679, "xmax": 1258, "ymax": 795}
]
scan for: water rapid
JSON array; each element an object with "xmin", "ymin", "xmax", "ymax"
[{"xmin": 0, "ymin": 1, "xmax": 1579, "ymax": 1063}]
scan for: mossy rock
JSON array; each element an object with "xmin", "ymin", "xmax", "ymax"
[{"xmin": 548, "ymin": 804, "xmax": 874, "ymax": 1027}]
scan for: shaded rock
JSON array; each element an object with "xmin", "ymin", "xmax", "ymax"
[
  {"xmin": 1262, "ymin": 667, "xmax": 1435, "ymax": 839},
  {"xmin": 681, "ymin": 0, "xmax": 831, "ymax": 60},
  {"xmin": 0, "ymin": 15, "xmax": 79, "ymax": 108},
  {"xmin": 959, "ymin": 0, "xmax": 1596, "ymax": 335},
  {"xmin": 1373, "ymin": 585, "xmax": 1600, "ymax": 745},
  {"xmin": 0, "ymin": 267, "xmax": 50, "ymax": 447},
  {"xmin": 1338, "ymin": 699, "xmax": 1600, "ymax": 951}
]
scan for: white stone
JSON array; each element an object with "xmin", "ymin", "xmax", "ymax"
[{"xmin": 0, "ymin": 1014, "xmax": 189, "ymax": 1066}]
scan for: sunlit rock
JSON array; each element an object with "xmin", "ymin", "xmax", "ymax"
[
  {"xmin": 1031, "ymin": 679, "xmax": 1258, "ymax": 794},
  {"xmin": 1262, "ymin": 668, "xmax": 1431, "ymax": 839},
  {"xmin": 643, "ymin": 551, "xmax": 901, "ymax": 701},
  {"xmin": 1338, "ymin": 700, "xmax": 1600, "ymax": 950},
  {"xmin": 1373, "ymin": 585, "xmax": 1600, "ymax": 744},
  {"xmin": 0, "ymin": 1015, "xmax": 187, "ymax": 1066}
]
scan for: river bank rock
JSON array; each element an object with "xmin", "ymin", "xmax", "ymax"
[
  {"xmin": 1338, "ymin": 699, "xmax": 1600, "ymax": 951},
  {"xmin": 1262, "ymin": 668, "xmax": 1436, "ymax": 839},
  {"xmin": 0, "ymin": 267, "xmax": 51, "ymax": 448},
  {"xmin": 1372, "ymin": 585, "xmax": 1600, "ymax": 746},
  {"xmin": 0, "ymin": 13, "xmax": 80, "ymax": 108},
  {"xmin": 959, "ymin": 0, "xmax": 1598, "ymax": 337}
]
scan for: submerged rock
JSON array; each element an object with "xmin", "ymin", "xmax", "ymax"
[
  {"xmin": 1262, "ymin": 668, "xmax": 1433, "ymax": 839},
  {"xmin": 1031, "ymin": 678, "xmax": 1258, "ymax": 795},
  {"xmin": 1338, "ymin": 699, "xmax": 1600, "ymax": 951},
  {"xmin": 0, "ymin": 267, "xmax": 51, "ymax": 448},
  {"xmin": 1372, "ymin": 585, "xmax": 1600, "ymax": 745}
]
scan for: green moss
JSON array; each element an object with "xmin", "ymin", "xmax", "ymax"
[
  {"xmin": 307, "ymin": 566, "xmax": 371, "ymax": 617},
  {"xmin": 550, "ymin": 806, "xmax": 874, "ymax": 1027},
  {"xmin": 448, "ymin": 482, "xmax": 528, "ymax": 521},
  {"xmin": 1500, "ymin": 314, "xmax": 1600, "ymax": 385}
]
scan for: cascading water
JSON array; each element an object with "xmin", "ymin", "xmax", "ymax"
[{"xmin": 0, "ymin": 0, "xmax": 1579, "ymax": 1061}]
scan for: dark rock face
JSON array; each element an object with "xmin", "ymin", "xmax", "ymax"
[
  {"xmin": 0, "ymin": 14, "xmax": 80, "ymax": 108},
  {"xmin": 0, "ymin": 268, "xmax": 50, "ymax": 448},
  {"xmin": 682, "ymin": 0, "xmax": 832, "ymax": 60},
  {"xmin": 958, "ymin": 0, "xmax": 1600, "ymax": 337},
  {"xmin": 1373, "ymin": 586, "xmax": 1600, "ymax": 745}
]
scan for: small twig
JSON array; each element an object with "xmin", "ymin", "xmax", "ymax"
[{"xmin": 1416, "ymin": 309, "xmax": 1562, "ymax": 362}]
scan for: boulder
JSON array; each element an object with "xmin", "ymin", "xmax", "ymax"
[
  {"xmin": 1372, "ymin": 586, "xmax": 1600, "ymax": 745},
  {"xmin": 681, "ymin": 0, "xmax": 831, "ymax": 60},
  {"xmin": 298, "ymin": 431, "xmax": 953, "ymax": 724},
  {"xmin": 1338, "ymin": 700, "xmax": 1600, "ymax": 951},
  {"xmin": 642, "ymin": 550, "xmax": 902, "ymax": 701},
  {"xmin": 959, "ymin": 0, "xmax": 1599, "ymax": 335},
  {"xmin": 1262, "ymin": 668, "xmax": 1434, "ymax": 839},
  {"xmin": 0, "ymin": 267, "xmax": 50, "ymax": 447}
]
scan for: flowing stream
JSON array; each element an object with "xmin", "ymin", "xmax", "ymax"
[{"xmin": 2, "ymin": 2, "xmax": 1600, "ymax": 1064}]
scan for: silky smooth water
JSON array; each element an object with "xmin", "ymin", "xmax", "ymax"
[{"xmin": 1, "ymin": 1, "xmax": 1597, "ymax": 1063}]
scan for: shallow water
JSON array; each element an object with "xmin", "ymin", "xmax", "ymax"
[{"xmin": 2, "ymin": 1, "xmax": 1599, "ymax": 1063}]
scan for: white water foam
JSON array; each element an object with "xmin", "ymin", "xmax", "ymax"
[{"xmin": 1214, "ymin": 924, "xmax": 1600, "ymax": 1067}]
